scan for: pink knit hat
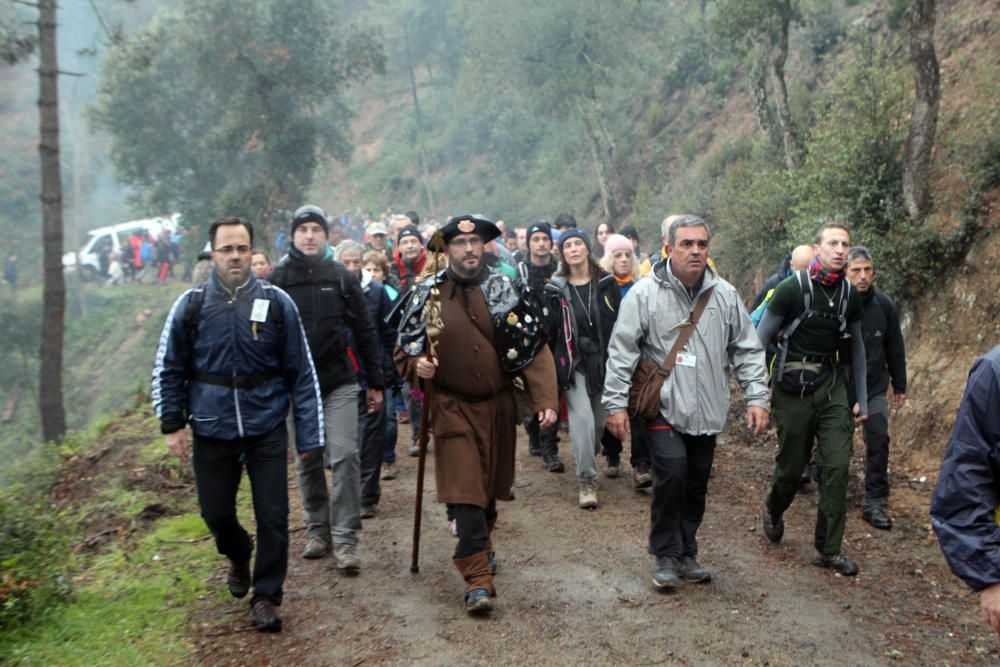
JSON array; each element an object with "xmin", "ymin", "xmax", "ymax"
[{"xmin": 603, "ymin": 233, "xmax": 633, "ymax": 255}]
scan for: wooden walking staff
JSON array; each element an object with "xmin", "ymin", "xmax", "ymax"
[{"xmin": 410, "ymin": 253, "xmax": 444, "ymax": 574}]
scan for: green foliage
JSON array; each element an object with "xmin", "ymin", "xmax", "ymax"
[
  {"xmin": 0, "ymin": 492, "xmax": 72, "ymax": 631},
  {"xmin": 799, "ymin": 1, "xmax": 847, "ymax": 59},
  {"xmin": 0, "ymin": 284, "xmax": 184, "ymax": 465},
  {"xmin": 2, "ymin": 513, "xmax": 217, "ymax": 665},
  {"xmin": 92, "ymin": 0, "xmax": 385, "ymax": 240},
  {"xmin": 886, "ymin": 0, "xmax": 909, "ymax": 30},
  {"xmin": 785, "ymin": 34, "xmax": 908, "ymax": 266},
  {"xmin": 710, "ymin": 143, "xmax": 793, "ymax": 277}
]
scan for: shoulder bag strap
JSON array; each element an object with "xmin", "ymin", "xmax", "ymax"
[{"xmin": 658, "ymin": 286, "xmax": 714, "ymax": 375}]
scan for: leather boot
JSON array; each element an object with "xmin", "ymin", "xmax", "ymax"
[{"xmin": 454, "ymin": 551, "xmax": 496, "ymax": 613}]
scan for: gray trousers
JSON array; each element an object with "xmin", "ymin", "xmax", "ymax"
[
  {"xmin": 565, "ymin": 370, "xmax": 605, "ymax": 483},
  {"xmin": 293, "ymin": 383, "xmax": 361, "ymax": 546}
]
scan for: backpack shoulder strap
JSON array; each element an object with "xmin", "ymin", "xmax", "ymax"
[
  {"xmin": 795, "ymin": 269, "xmax": 813, "ymax": 312},
  {"xmin": 182, "ymin": 284, "xmax": 206, "ymax": 344}
]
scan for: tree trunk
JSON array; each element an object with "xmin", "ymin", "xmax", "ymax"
[
  {"xmin": 38, "ymin": 0, "xmax": 66, "ymax": 442},
  {"xmin": 748, "ymin": 41, "xmax": 776, "ymax": 140},
  {"xmin": 902, "ymin": 0, "xmax": 939, "ymax": 223},
  {"xmin": 404, "ymin": 23, "xmax": 436, "ymax": 220},
  {"xmin": 771, "ymin": 9, "xmax": 801, "ymax": 169},
  {"xmin": 578, "ymin": 99, "xmax": 618, "ymax": 224}
]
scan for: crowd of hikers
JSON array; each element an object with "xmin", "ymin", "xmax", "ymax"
[{"xmin": 151, "ymin": 205, "xmax": 1000, "ymax": 637}]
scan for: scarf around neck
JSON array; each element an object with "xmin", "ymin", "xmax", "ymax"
[{"xmin": 808, "ymin": 257, "xmax": 844, "ymax": 287}]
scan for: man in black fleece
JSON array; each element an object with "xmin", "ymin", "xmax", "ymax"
[
  {"xmin": 271, "ymin": 205, "xmax": 384, "ymax": 571},
  {"xmin": 845, "ymin": 246, "xmax": 907, "ymax": 530}
]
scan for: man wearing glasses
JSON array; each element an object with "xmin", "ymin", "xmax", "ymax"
[{"xmin": 153, "ymin": 217, "xmax": 324, "ymax": 632}]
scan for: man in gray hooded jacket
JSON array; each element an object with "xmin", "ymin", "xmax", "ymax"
[{"xmin": 603, "ymin": 214, "xmax": 769, "ymax": 591}]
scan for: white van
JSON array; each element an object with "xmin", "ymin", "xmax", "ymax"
[{"xmin": 63, "ymin": 213, "xmax": 182, "ymax": 278}]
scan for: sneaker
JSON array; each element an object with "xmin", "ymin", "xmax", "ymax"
[
  {"xmin": 632, "ymin": 463, "xmax": 652, "ymax": 489},
  {"xmin": 678, "ymin": 555, "xmax": 712, "ymax": 583},
  {"xmin": 604, "ymin": 457, "xmax": 621, "ymax": 478},
  {"xmin": 529, "ymin": 443, "xmax": 543, "ymax": 456},
  {"xmin": 763, "ymin": 510, "xmax": 784, "ymax": 544},
  {"xmin": 360, "ymin": 504, "xmax": 377, "ymax": 519},
  {"xmin": 652, "ymin": 556, "xmax": 681, "ymax": 591},
  {"xmin": 862, "ymin": 507, "xmax": 893, "ymax": 530},
  {"xmin": 464, "ymin": 588, "xmax": 494, "ymax": 614},
  {"xmin": 381, "ymin": 462, "xmax": 397, "ymax": 480},
  {"xmin": 408, "ymin": 443, "xmax": 420, "ymax": 457},
  {"xmin": 334, "ymin": 543, "xmax": 361, "ymax": 572},
  {"xmin": 812, "ymin": 552, "xmax": 859, "ymax": 576},
  {"xmin": 578, "ymin": 481, "xmax": 598, "ymax": 509},
  {"xmin": 227, "ymin": 558, "xmax": 252, "ymax": 598},
  {"xmin": 543, "ymin": 454, "xmax": 565, "ymax": 473},
  {"xmin": 250, "ymin": 598, "xmax": 282, "ymax": 633},
  {"xmin": 302, "ymin": 537, "xmax": 331, "ymax": 560},
  {"xmin": 398, "ymin": 410, "xmax": 410, "ymax": 424}
]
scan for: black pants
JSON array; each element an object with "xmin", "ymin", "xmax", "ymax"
[
  {"xmin": 862, "ymin": 393, "xmax": 891, "ymax": 512},
  {"xmin": 448, "ymin": 499, "xmax": 497, "ymax": 558},
  {"xmin": 193, "ymin": 424, "xmax": 289, "ymax": 605},
  {"xmin": 526, "ymin": 412, "xmax": 560, "ymax": 456},
  {"xmin": 645, "ymin": 417, "xmax": 716, "ymax": 558},
  {"xmin": 600, "ymin": 416, "xmax": 652, "ymax": 466},
  {"xmin": 358, "ymin": 390, "xmax": 387, "ymax": 507}
]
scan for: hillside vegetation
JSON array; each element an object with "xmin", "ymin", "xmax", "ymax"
[{"xmin": 0, "ymin": 283, "xmax": 185, "ymax": 470}]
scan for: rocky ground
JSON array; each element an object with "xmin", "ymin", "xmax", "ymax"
[{"xmin": 193, "ymin": 416, "xmax": 997, "ymax": 666}]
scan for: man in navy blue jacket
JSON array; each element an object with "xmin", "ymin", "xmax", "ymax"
[
  {"xmin": 152, "ymin": 217, "xmax": 323, "ymax": 633},
  {"xmin": 931, "ymin": 345, "xmax": 1000, "ymax": 634}
]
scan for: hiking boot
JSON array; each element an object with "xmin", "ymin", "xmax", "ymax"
[
  {"xmin": 632, "ymin": 463, "xmax": 652, "ymax": 489},
  {"xmin": 578, "ymin": 481, "xmax": 598, "ymax": 509},
  {"xmin": 678, "ymin": 555, "xmax": 712, "ymax": 583},
  {"xmin": 604, "ymin": 457, "xmax": 621, "ymax": 478},
  {"xmin": 529, "ymin": 443, "xmax": 543, "ymax": 456},
  {"xmin": 652, "ymin": 556, "xmax": 681, "ymax": 591},
  {"xmin": 360, "ymin": 504, "xmax": 377, "ymax": 519},
  {"xmin": 398, "ymin": 410, "xmax": 410, "ymax": 424},
  {"xmin": 334, "ymin": 543, "xmax": 361, "ymax": 572},
  {"xmin": 812, "ymin": 552, "xmax": 859, "ymax": 576},
  {"xmin": 763, "ymin": 510, "xmax": 784, "ymax": 544},
  {"xmin": 862, "ymin": 507, "xmax": 893, "ymax": 530},
  {"xmin": 464, "ymin": 588, "xmax": 494, "ymax": 614},
  {"xmin": 381, "ymin": 462, "xmax": 397, "ymax": 480},
  {"xmin": 227, "ymin": 558, "xmax": 252, "ymax": 598},
  {"xmin": 250, "ymin": 598, "xmax": 282, "ymax": 632},
  {"xmin": 302, "ymin": 537, "xmax": 331, "ymax": 560},
  {"xmin": 543, "ymin": 454, "xmax": 565, "ymax": 473}
]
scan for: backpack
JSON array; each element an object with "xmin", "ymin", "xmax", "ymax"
[
  {"xmin": 749, "ymin": 288, "xmax": 774, "ymax": 326},
  {"xmin": 182, "ymin": 282, "xmax": 284, "ymax": 346},
  {"xmin": 772, "ymin": 270, "xmax": 851, "ymax": 381}
]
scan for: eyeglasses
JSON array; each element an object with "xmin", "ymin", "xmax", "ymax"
[{"xmin": 214, "ymin": 245, "xmax": 252, "ymax": 255}]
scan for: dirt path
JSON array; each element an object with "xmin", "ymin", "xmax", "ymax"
[{"xmin": 196, "ymin": 422, "xmax": 998, "ymax": 666}]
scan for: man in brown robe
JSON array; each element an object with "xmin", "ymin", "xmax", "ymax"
[{"xmin": 395, "ymin": 214, "xmax": 558, "ymax": 615}]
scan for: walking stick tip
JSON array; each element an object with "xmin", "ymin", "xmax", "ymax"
[{"xmin": 410, "ymin": 564, "xmax": 420, "ymax": 574}]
